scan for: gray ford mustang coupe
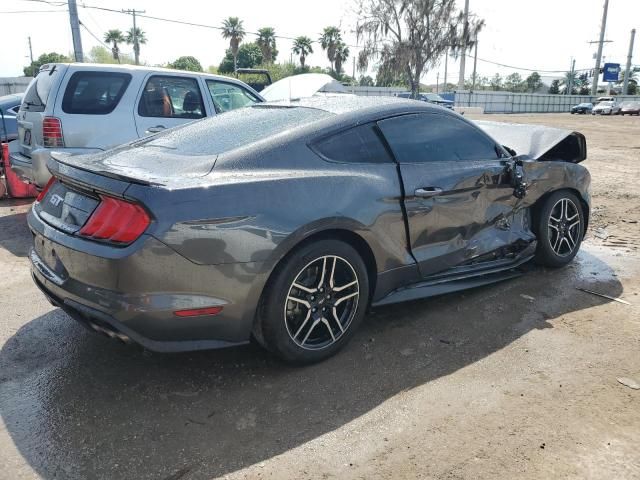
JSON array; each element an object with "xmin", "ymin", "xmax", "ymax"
[{"xmin": 28, "ymin": 96, "xmax": 590, "ymax": 363}]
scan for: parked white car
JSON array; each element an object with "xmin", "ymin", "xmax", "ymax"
[
  {"xmin": 592, "ymin": 101, "xmax": 620, "ymax": 115},
  {"xmin": 10, "ymin": 63, "xmax": 264, "ymax": 187}
]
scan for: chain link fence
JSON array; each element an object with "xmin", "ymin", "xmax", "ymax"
[{"xmin": 351, "ymin": 86, "xmax": 640, "ymax": 113}]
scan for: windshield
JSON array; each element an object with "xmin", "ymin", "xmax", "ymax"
[
  {"xmin": 22, "ymin": 64, "xmax": 63, "ymax": 111},
  {"xmin": 140, "ymin": 105, "xmax": 332, "ymax": 156},
  {"xmin": 424, "ymin": 93, "xmax": 445, "ymax": 101},
  {"xmin": 599, "ymin": 101, "xmax": 614, "ymax": 106}
]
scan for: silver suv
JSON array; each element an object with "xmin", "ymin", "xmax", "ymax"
[{"xmin": 10, "ymin": 63, "xmax": 264, "ymax": 187}]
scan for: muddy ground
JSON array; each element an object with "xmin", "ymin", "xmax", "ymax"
[{"xmin": 0, "ymin": 113, "xmax": 639, "ymax": 480}]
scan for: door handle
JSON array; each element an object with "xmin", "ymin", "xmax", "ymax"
[
  {"xmin": 145, "ymin": 125, "xmax": 166, "ymax": 134},
  {"xmin": 414, "ymin": 187, "xmax": 443, "ymax": 198}
]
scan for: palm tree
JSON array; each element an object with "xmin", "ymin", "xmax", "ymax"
[
  {"xmin": 292, "ymin": 36, "xmax": 313, "ymax": 68},
  {"xmin": 104, "ymin": 29, "xmax": 125, "ymax": 62},
  {"xmin": 221, "ymin": 17, "xmax": 245, "ymax": 73},
  {"xmin": 334, "ymin": 41, "xmax": 349, "ymax": 75},
  {"xmin": 125, "ymin": 27, "xmax": 146, "ymax": 65},
  {"xmin": 256, "ymin": 27, "xmax": 276, "ymax": 64},
  {"xmin": 319, "ymin": 26, "xmax": 342, "ymax": 71}
]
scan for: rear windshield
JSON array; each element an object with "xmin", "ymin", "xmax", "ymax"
[
  {"xmin": 62, "ymin": 71, "xmax": 131, "ymax": 115},
  {"xmin": 21, "ymin": 65, "xmax": 63, "ymax": 112},
  {"xmin": 140, "ymin": 105, "xmax": 332, "ymax": 155}
]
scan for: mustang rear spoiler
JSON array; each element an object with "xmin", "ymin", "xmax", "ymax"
[{"xmin": 476, "ymin": 121, "xmax": 587, "ymax": 163}]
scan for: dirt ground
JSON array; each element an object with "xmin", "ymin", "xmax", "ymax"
[{"xmin": 0, "ymin": 113, "xmax": 639, "ymax": 480}]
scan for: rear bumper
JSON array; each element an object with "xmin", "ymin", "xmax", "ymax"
[
  {"xmin": 10, "ymin": 147, "xmax": 102, "ymax": 187},
  {"xmin": 32, "ymin": 268, "xmax": 247, "ymax": 352},
  {"xmin": 28, "ymin": 209, "xmax": 269, "ymax": 351}
]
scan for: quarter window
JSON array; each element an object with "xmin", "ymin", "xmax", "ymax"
[
  {"xmin": 313, "ymin": 124, "xmax": 393, "ymax": 163},
  {"xmin": 138, "ymin": 75, "xmax": 205, "ymax": 119},
  {"xmin": 62, "ymin": 71, "xmax": 131, "ymax": 115},
  {"xmin": 206, "ymin": 80, "xmax": 259, "ymax": 113},
  {"xmin": 377, "ymin": 113, "xmax": 499, "ymax": 163}
]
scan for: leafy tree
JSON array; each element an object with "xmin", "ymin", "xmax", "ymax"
[
  {"xmin": 504, "ymin": 72, "xmax": 524, "ymax": 92},
  {"xmin": 562, "ymin": 71, "xmax": 578, "ymax": 94},
  {"xmin": 525, "ymin": 72, "xmax": 542, "ymax": 93},
  {"xmin": 489, "ymin": 73, "xmax": 503, "ymax": 91},
  {"xmin": 334, "ymin": 41, "xmax": 349, "ymax": 75},
  {"xmin": 548, "ymin": 79, "xmax": 560, "ymax": 94},
  {"xmin": 221, "ymin": 17, "xmax": 245, "ymax": 73},
  {"xmin": 356, "ymin": 0, "xmax": 484, "ymax": 98},
  {"xmin": 579, "ymin": 85, "xmax": 590, "ymax": 95},
  {"xmin": 125, "ymin": 27, "xmax": 146, "ymax": 65},
  {"xmin": 86, "ymin": 46, "xmax": 134, "ymax": 65},
  {"xmin": 292, "ymin": 36, "xmax": 313, "ymax": 68},
  {"xmin": 104, "ymin": 29, "xmax": 125, "ymax": 62},
  {"xmin": 358, "ymin": 75, "xmax": 375, "ymax": 86},
  {"xmin": 256, "ymin": 27, "xmax": 277, "ymax": 64},
  {"xmin": 628, "ymin": 82, "xmax": 638, "ymax": 95},
  {"xmin": 168, "ymin": 56, "xmax": 203, "ymax": 72},
  {"xmin": 218, "ymin": 42, "xmax": 262, "ymax": 73},
  {"xmin": 23, "ymin": 52, "xmax": 70, "ymax": 76},
  {"xmin": 319, "ymin": 26, "xmax": 342, "ymax": 71}
]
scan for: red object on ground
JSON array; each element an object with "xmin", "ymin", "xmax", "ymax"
[{"xmin": 1, "ymin": 142, "xmax": 38, "ymax": 199}]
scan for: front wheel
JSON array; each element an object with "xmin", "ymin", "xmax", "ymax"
[
  {"xmin": 258, "ymin": 239, "xmax": 370, "ymax": 364},
  {"xmin": 534, "ymin": 191, "xmax": 585, "ymax": 268}
]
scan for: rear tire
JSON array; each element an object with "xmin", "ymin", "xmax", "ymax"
[
  {"xmin": 258, "ymin": 239, "xmax": 370, "ymax": 364},
  {"xmin": 534, "ymin": 191, "xmax": 585, "ymax": 268}
]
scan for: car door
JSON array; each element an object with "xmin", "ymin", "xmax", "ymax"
[
  {"xmin": 134, "ymin": 73, "xmax": 208, "ymax": 137},
  {"xmin": 377, "ymin": 112, "xmax": 519, "ymax": 278}
]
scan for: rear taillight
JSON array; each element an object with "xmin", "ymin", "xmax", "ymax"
[
  {"xmin": 36, "ymin": 177, "xmax": 56, "ymax": 203},
  {"xmin": 79, "ymin": 196, "xmax": 150, "ymax": 244},
  {"xmin": 42, "ymin": 116, "xmax": 64, "ymax": 148}
]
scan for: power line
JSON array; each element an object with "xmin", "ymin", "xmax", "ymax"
[
  {"xmin": 1, "ymin": 9, "xmax": 65, "ymax": 13},
  {"xmin": 76, "ymin": 3, "xmax": 363, "ymax": 49},
  {"xmin": 465, "ymin": 54, "xmax": 593, "ymax": 74},
  {"xmin": 78, "ymin": 20, "xmax": 110, "ymax": 50}
]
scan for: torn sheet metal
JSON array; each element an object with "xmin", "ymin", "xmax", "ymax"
[{"xmin": 476, "ymin": 120, "xmax": 587, "ymax": 162}]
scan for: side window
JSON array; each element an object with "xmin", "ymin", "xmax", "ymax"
[
  {"xmin": 206, "ymin": 80, "xmax": 259, "ymax": 113},
  {"xmin": 377, "ymin": 113, "xmax": 499, "ymax": 163},
  {"xmin": 313, "ymin": 124, "xmax": 393, "ymax": 164},
  {"xmin": 9, "ymin": 105, "xmax": 21, "ymax": 115},
  {"xmin": 138, "ymin": 75, "xmax": 205, "ymax": 119},
  {"xmin": 62, "ymin": 71, "xmax": 132, "ymax": 115}
]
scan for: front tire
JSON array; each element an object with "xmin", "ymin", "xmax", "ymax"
[
  {"xmin": 534, "ymin": 191, "xmax": 585, "ymax": 268},
  {"xmin": 258, "ymin": 239, "xmax": 370, "ymax": 364}
]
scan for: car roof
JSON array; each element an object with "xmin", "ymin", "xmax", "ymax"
[
  {"xmin": 262, "ymin": 94, "xmax": 448, "ymax": 117},
  {"xmin": 42, "ymin": 63, "xmax": 257, "ymax": 90},
  {"xmin": 0, "ymin": 93, "xmax": 23, "ymax": 106}
]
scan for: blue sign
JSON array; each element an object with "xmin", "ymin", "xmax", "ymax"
[{"xmin": 603, "ymin": 63, "xmax": 620, "ymax": 82}]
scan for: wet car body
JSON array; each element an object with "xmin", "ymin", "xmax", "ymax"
[
  {"xmin": 27, "ymin": 97, "xmax": 590, "ymax": 361},
  {"xmin": 619, "ymin": 101, "xmax": 640, "ymax": 116},
  {"xmin": 570, "ymin": 102, "xmax": 593, "ymax": 114}
]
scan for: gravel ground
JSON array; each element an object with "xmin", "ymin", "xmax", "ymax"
[{"xmin": 0, "ymin": 113, "xmax": 639, "ymax": 480}]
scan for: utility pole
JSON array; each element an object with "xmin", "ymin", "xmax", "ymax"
[
  {"xmin": 590, "ymin": 0, "xmax": 610, "ymax": 96},
  {"xmin": 567, "ymin": 58, "xmax": 575, "ymax": 95},
  {"xmin": 68, "ymin": 0, "xmax": 84, "ymax": 62},
  {"xmin": 123, "ymin": 9, "xmax": 146, "ymax": 65},
  {"xmin": 444, "ymin": 50, "xmax": 448, "ymax": 92},
  {"xmin": 458, "ymin": 0, "xmax": 470, "ymax": 90},
  {"xmin": 436, "ymin": 72, "xmax": 440, "ymax": 94},
  {"xmin": 623, "ymin": 29, "xmax": 636, "ymax": 95},
  {"xmin": 471, "ymin": 37, "xmax": 478, "ymax": 90},
  {"xmin": 28, "ymin": 36, "xmax": 34, "ymax": 76}
]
